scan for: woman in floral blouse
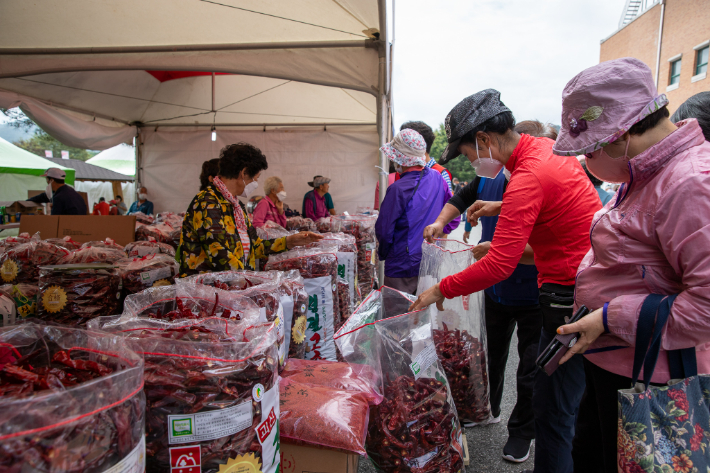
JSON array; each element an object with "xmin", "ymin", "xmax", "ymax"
[{"xmin": 178, "ymin": 143, "xmax": 321, "ymax": 276}]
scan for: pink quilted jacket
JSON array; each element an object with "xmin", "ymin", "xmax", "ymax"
[{"xmin": 575, "ymin": 119, "xmax": 710, "ymax": 383}]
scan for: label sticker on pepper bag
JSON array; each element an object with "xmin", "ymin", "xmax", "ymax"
[
  {"xmin": 140, "ymin": 266, "xmax": 173, "ymax": 286},
  {"xmin": 169, "ymin": 444, "xmax": 201, "ymax": 473},
  {"xmin": 104, "ymin": 436, "xmax": 145, "ymax": 473},
  {"xmin": 252, "ymin": 383, "xmax": 264, "ymax": 402},
  {"xmin": 410, "ymin": 342, "xmax": 438, "ymax": 380},
  {"xmin": 258, "ymin": 380, "xmax": 280, "ymax": 473},
  {"xmin": 42, "ymin": 286, "xmax": 67, "ymax": 313},
  {"xmin": 0, "ymin": 260, "xmax": 18, "ymax": 283},
  {"xmin": 167, "ymin": 401, "xmax": 252, "ymax": 444},
  {"xmin": 303, "ymin": 276, "xmax": 336, "ymax": 361}
]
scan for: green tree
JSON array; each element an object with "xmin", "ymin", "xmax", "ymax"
[
  {"xmin": 429, "ymin": 123, "xmax": 476, "ymax": 183},
  {"xmin": 14, "ymin": 129, "xmax": 98, "ymax": 162}
]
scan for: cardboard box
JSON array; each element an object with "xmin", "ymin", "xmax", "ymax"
[
  {"xmin": 19, "ymin": 215, "xmax": 60, "ymax": 238},
  {"xmin": 280, "ymin": 443, "xmax": 359, "ymax": 473},
  {"xmin": 56, "ymin": 215, "xmax": 137, "ymax": 246}
]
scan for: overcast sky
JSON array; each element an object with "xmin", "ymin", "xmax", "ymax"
[{"xmin": 392, "ymin": 0, "xmax": 624, "ymax": 130}]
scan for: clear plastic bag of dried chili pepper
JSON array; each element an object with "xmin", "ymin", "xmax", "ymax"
[
  {"xmin": 135, "ymin": 222, "xmax": 177, "ymax": 247},
  {"xmin": 306, "ymin": 232, "xmax": 358, "ymax": 318},
  {"xmin": 177, "ymin": 270, "xmax": 289, "ymax": 368},
  {"xmin": 0, "ymin": 235, "xmax": 70, "ymax": 285},
  {"xmin": 43, "ymin": 236, "xmax": 82, "ymax": 251},
  {"xmin": 60, "ymin": 245, "xmax": 127, "ymax": 265},
  {"xmin": 334, "ymin": 287, "xmax": 466, "ymax": 473},
  {"xmin": 0, "ymin": 283, "xmax": 39, "ymax": 321},
  {"xmin": 80, "ymin": 238, "xmax": 125, "ymax": 251},
  {"xmin": 417, "ymin": 239, "xmax": 491, "ymax": 425},
  {"xmin": 285, "ymin": 216, "xmax": 316, "ymax": 232},
  {"xmin": 117, "ymin": 254, "xmax": 179, "ymax": 294},
  {"xmin": 331, "ymin": 215, "xmax": 378, "ymax": 300},
  {"xmin": 279, "ymin": 377, "xmax": 371, "ymax": 455},
  {"xmin": 270, "ymin": 269, "xmax": 308, "ymax": 360},
  {"xmin": 256, "ymin": 221, "xmax": 294, "ymax": 241},
  {"xmin": 0, "ymin": 322, "xmax": 146, "ymax": 473},
  {"xmin": 264, "ymin": 248, "xmax": 341, "ymax": 362},
  {"xmin": 89, "ymin": 316, "xmax": 280, "ymax": 473},
  {"xmin": 122, "ymin": 283, "xmax": 262, "ymax": 327},
  {"xmin": 37, "ymin": 263, "xmax": 122, "ymax": 327},
  {"xmin": 124, "ymin": 240, "xmax": 176, "ymax": 257}
]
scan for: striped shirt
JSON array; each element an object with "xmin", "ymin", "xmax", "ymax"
[{"xmin": 426, "ymin": 159, "xmax": 452, "ymax": 191}]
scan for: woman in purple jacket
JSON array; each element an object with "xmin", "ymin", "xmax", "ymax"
[{"xmin": 375, "ymin": 129, "xmax": 458, "ymax": 295}]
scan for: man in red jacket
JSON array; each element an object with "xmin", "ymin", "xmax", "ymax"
[{"xmin": 411, "ymin": 89, "xmax": 601, "ymax": 473}]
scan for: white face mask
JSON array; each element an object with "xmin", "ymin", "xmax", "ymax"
[
  {"xmin": 470, "ymin": 142, "xmax": 504, "ymax": 179},
  {"xmin": 138, "ymin": 193, "xmax": 147, "ymax": 200},
  {"xmin": 241, "ymin": 177, "xmax": 259, "ymax": 198},
  {"xmin": 394, "ymin": 163, "xmax": 403, "ymax": 174},
  {"xmin": 45, "ymin": 182, "xmax": 53, "ymax": 199},
  {"xmin": 276, "ymin": 190, "xmax": 287, "ymax": 201}
]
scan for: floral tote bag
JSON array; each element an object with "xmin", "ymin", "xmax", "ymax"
[{"xmin": 618, "ymin": 294, "xmax": 710, "ymax": 473}]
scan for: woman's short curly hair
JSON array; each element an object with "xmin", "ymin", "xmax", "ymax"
[
  {"xmin": 263, "ymin": 176, "xmax": 283, "ymax": 195},
  {"xmin": 218, "ymin": 142, "xmax": 268, "ymax": 180}
]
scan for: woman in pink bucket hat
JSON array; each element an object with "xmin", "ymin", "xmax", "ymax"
[{"xmin": 554, "ymin": 57, "xmax": 710, "ymax": 471}]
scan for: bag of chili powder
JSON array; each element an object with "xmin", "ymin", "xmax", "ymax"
[
  {"xmin": 89, "ymin": 316, "xmax": 281, "ymax": 473},
  {"xmin": 417, "ymin": 239, "xmax": 491, "ymax": 424},
  {"xmin": 177, "ymin": 270, "xmax": 290, "ymax": 367},
  {"xmin": 37, "ymin": 263, "xmax": 122, "ymax": 326},
  {"xmin": 265, "ymin": 248, "xmax": 341, "ymax": 362},
  {"xmin": 279, "ymin": 377, "xmax": 371, "ymax": 455},
  {"xmin": 122, "ymin": 283, "xmax": 261, "ymax": 326},
  {"xmin": 282, "ymin": 358, "xmax": 381, "ymax": 404},
  {"xmin": 0, "ymin": 323, "xmax": 146, "ymax": 473},
  {"xmin": 334, "ymin": 287, "xmax": 465, "ymax": 473}
]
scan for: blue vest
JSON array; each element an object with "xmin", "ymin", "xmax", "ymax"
[{"xmin": 478, "ymin": 174, "xmax": 540, "ymax": 306}]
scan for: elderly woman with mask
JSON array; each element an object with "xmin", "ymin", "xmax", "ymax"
[
  {"xmin": 375, "ymin": 129, "xmax": 457, "ymax": 295},
  {"xmin": 252, "ymin": 176, "xmax": 288, "ymax": 228},
  {"xmin": 552, "ymin": 58, "xmax": 710, "ymax": 472},
  {"xmin": 178, "ymin": 143, "xmax": 321, "ymax": 276}
]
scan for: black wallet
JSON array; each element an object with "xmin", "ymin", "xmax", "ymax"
[{"xmin": 536, "ymin": 305, "xmax": 589, "ymax": 376}]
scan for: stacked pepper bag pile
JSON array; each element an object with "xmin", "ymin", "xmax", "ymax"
[{"xmin": 332, "ymin": 215, "xmax": 378, "ymax": 299}]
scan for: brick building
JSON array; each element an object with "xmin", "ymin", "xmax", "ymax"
[{"xmin": 600, "ymin": 0, "xmax": 710, "ymax": 113}]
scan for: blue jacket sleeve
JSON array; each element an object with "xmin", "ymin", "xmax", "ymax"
[
  {"xmin": 128, "ymin": 202, "xmax": 138, "ymax": 214},
  {"xmin": 375, "ymin": 185, "xmax": 405, "ymax": 261},
  {"xmin": 145, "ymin": 201, "xmax": 154, "ymax": 215}
]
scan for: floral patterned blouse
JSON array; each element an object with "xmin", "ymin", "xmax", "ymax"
[{"xmin": 177, "ymin": 185, "xmax": 288, "ymax": 276}]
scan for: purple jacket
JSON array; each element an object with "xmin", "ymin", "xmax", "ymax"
[
  {"xmin": 575, "ymin": 119, "xmax": 710, "ymax": 383},
  {"xmin": 376, "ymin": 167, "xmax": 459, "ymax": 278}
]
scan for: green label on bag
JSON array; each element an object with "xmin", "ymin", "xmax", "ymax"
[{"xmin": 172, "ymin": 418, "xmax": 193, "ymax": 437}]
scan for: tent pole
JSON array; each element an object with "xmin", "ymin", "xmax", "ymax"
[
  {"xmin": 376, "ymin": 0, "xmax": 390, "ymax": 288},
  {"xmin": 134, "ymin": 129, "xmax": 141, "ymax": 203}
]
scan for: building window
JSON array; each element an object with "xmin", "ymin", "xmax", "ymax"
[
  {"xmin": 696, "ymin": 46, "xmax": 709, "ymax": 76},
  {"xmin": 669, "ymin": 58, "xmax": 682, "ymax": 85}
]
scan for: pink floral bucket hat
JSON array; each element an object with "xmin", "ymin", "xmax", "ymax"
[
  {"xmin": 380, "ymin": 129, "xmax": 427, "ymax": 167},
  {"xmin": 553, "ymin": 57, "xmax": 669, "ymax": 156}
]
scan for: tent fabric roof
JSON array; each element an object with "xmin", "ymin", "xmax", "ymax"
[
  {"xmin": 44, "ymin": 157, "xmax": 133, "ymax": 182},
  {"xmin": 0, "ymin": 136, "xmax": 75, "ymax": 184},
  {"xmin": 87, "ymin": 144, "xmax": 136, "ymax": 177}
]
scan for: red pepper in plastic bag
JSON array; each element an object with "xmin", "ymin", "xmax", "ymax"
[
  {"xmin": 124, "ymin": 240, "xmax": 176, "ymax": 257},
  {"xmin": 80, "ymin": 238, "xmax": 124, "ymax": 251},
  {"xmin": 0, "ymin": 323, "xmax": 146, "ymax": 473},
  {"xmin": 0, "ymin": 284, "xmax": 38, "ymax": 320},
  {"xmin": 117, "ymin": 254, "xmax": 179, "ymax": 296},
  {"xmin": 136, "ymin": 222, "xmax": 178, "ymax": 247},
  {"xmin": 0, "ymin": 239, "xmax": 69, "ymax": 285},
  {"xmin": 285, "ymin": 217, "xmax": 316, "ymax": 232},
  {"xmin": 61, "ymin": 246, "xmax": 126, "ymax": 264},
  {"xmin": 279, "ymin": 378, "xmax": 370, "ymax": 455},
  {"xmin": 43, "ymin": 236, "xmax": 82, "ymax": 251},
  {"xmin": 281, "ymin": 359, "xmax": 381, "ymax": 403},
  {"xmin": 89, "ymin": 317, "xmax": 280, "ymax": 473},
  {"xmin": 332, "ymin": 216, "xmax": 378, "ymax": 299},
  {"xmin": 37, "ymin": 264, "xmax": 121, "ymax": 326}
]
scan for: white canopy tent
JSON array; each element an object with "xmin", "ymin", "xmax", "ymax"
[{"xmin": 0, "ymin": 0, "xmax": 393, "ymax": 214}]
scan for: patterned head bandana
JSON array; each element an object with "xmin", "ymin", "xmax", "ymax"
[{"xmin": 380, "ymin": 129, "xmax": 427, "ymax": 167}]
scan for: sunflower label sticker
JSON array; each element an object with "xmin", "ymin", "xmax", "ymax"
[
  {"xmin": 292, "ymin": 315, "xmax": 307, "ymax": 344},
  {"xmin": 216, "ymin": 453, "xmax": 262, "ymax": 473},
  {"xmin": 1, "ymin": 260, "xmax": 19, "ymax": 283},
  {"xmin": 42, "ymin": 286, "xmax": 67, "ymax": 313}
]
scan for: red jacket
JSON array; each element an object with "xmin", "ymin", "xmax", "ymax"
[{"xmin": 440, "ymin": 134, "xmax": 601, "ymax": 298}]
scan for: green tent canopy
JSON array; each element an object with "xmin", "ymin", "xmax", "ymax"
[{"xmin": 0, "ymin": 136, "xmax": 75, "ymax": 184}]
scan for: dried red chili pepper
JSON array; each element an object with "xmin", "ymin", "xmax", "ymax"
[
  {"xmin": 135, "ymin": 222, "xmax": 178, "ymax": 248},
  {"xmin": 43, "ymin": 236, "xmax": 82, "ymax": 251},
  {"xmin": 265, "ymin": 249, "xmax": 341, "ymax": 362},
  {"xmin": 279, "ymin": 378, "xmax": 370, "ymax": 455},
  {"xmin": 132, "ymin": 211, "xmax": 154, "ymax": 225},
  {"xmin": 37, "ymin": 264, "xmax": 121, "ymax": 326},
  {"xmin": 0, "ymin": 284, "xmax": 39, "ymax": 320},
  {"xmin": 124, "ymin": 240, "xmax": 176, "ymax": 257},
  {"xmin": 331, "ymin": 216, "xmax": 378, "ymax": 299},
  {"xmin": 285, "ymin": 217, "xmax": 316, "ymax": 232},
  {"xmin": 433, "ymin": 325, "xmax": 490, "ymax": 423},
  {"xmin": 90, "ymin": 317, "xmax": 280, "ymax": 473},
  {"xmin": 116, "ymin": 254, "xmax": 179, "ymax": 298},
  {"xmin": 0, "ymin": 239, "xmax": 69, "ymax": 285},
  {"xmin": 80, "ymin": 238, "xmax": 124, "ymax": 251},
  {"xmin": 0, "ymin": 323, "xmax": 145, "ymax": 473},
  {"xmin": 61, "ymin": 246, "xmax": 126, "ymax": 264},
  {"xmin": 315, "ymin": 217, "xmax": 333, "ymax": 233},
  {"xmin": 367, "ymin": 375, "xmax": 464, "ymax": 473}
]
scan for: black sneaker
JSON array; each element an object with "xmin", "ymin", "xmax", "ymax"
[{"xmin": 502, "ymin": 437, "xmax": 531, "ymax": 463}]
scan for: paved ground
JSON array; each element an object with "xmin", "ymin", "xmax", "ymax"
[{"xmin": 359, "ymin": 223, "xmax": 534, "ymax": 472}]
